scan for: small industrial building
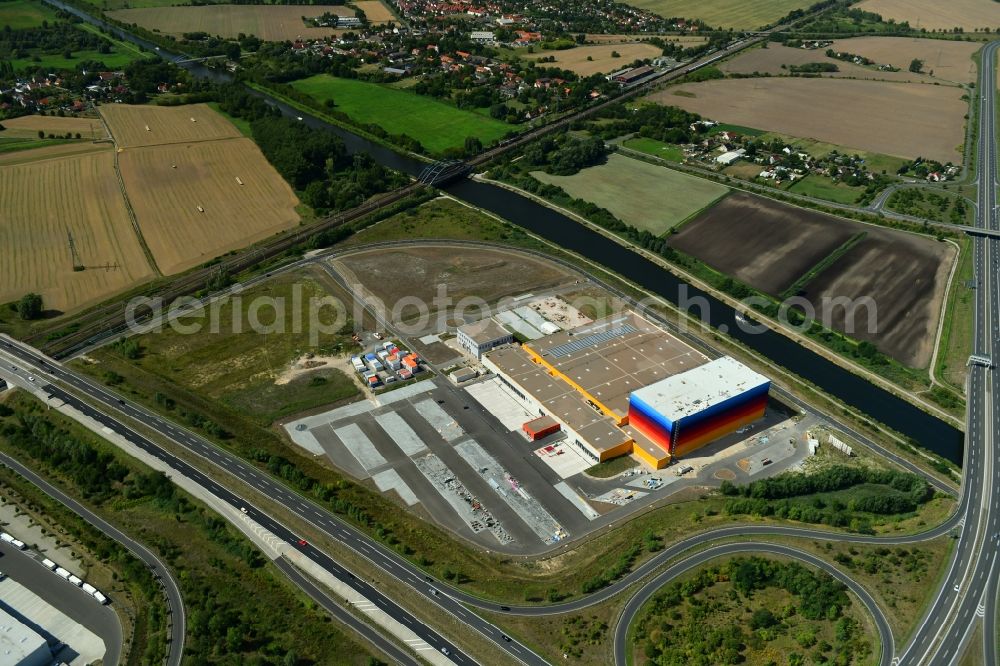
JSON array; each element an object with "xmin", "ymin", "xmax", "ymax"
[
  {"xmin": 457, "ymin": 319, "xmax": 514, "ymax": 359},
  {"xmin": 0, "ymin": 608, "xmax": 51, "ymax": 666},
  {"xmin": 483, "ymin": 313, "xmax": 770, "ymax": 468}
]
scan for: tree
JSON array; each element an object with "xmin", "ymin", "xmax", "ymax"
[
  {"xmin": 16, "ymin": 293, "xmax": 43, "ymax": 320},
  {"xmin": 909, "ymin": 58, "xmax": 924, "ymax": 73},
  {"xmin": 463, "ymin": 135, "xmax": 483, "ymax": 155},
  {"xmin": 37, "ymin": 130, "xmax": 44, "ymax": 139}
]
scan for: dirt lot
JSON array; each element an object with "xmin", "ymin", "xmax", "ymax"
[
  {"xmin": 531, "ymin": 152, "xmax": 729, "ymax": 235},
  {"xmin": 120, "ymin": 138, "xmax": 300, "ymax": 275},
  {"xmin": 671, "ymin": 192, "xmax": 953, "ymax": 367},
  {"xmin": 99, "ymin": 103, "xmax": 242, "ymax": 149},
  {"xmin": 651, "ymin": 77, "xmax": 967, "ymax": 161},
  {"xmin": 528, "ymin": 43, "xmax": 663, "ymax": 76},
  {"xmin": 723, "ymin": 38, "xmax": 979, "ymax": 84},
  {"xmin": 333, "ymin": 245, "xmax": 577, "ymax": 325},
  {"xmin": 0, "ymin": 144, "xmax": 154, "ymax": 312},
  {"xmin": 107, "ymin": 5, "xmax": 350, "ymax": 41},
  {"xmin": 0, "ymin": 115, "xmax": 106, "ymax": 139},
  {"xmin": 803, "ymin": 229, "xmax": 954, "ymax": 368},
  {"xmin": 353, "ymin": 0, "xmax": 394, "ymax": 23},
  {"xmin": 670, "ymin": 192, "xmax": 858, "ymax": 296},
  {"xmin": 854, "ymin": 0, "xmax": 1000, "ymax": 31}
]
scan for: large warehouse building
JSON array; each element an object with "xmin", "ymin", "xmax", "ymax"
[
  {"xmin": 628, "ymin": 357, "xmax": 771, "ymax": 458},
  {"xmin": 483, "ymin": 312, "xmax": 770, "ymax": 468}
]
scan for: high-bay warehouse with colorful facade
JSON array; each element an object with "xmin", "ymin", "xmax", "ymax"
[{"xmin": 482, "ymin": 312, "xmax": 772, "ymax": 469}]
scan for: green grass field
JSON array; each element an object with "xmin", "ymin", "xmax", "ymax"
[
  {"xmin": 622, "ymin": 136, "xmax": 686, "ymax": 162},
  {"xmin": 0, "ymin": 136, "xmax": 81, "ymax": 153},
  {"xmin": 532, "ymin": 152, "xmax": 730, "ymax": 235},
  {"xmin": 0, "ymin": 0, "xmax": 58, "ymax": 29},
  {"xmin": 622, "ymin": 0, "xmax": 812, "ymax": 29},
  {"xmin": 9, "ymin": 21, "xmax": 152, "ymax": 71},
  {"xmin": 290, "ymin": 74, "xmax": 513, "ymax": 154},
  {"xmin": 10, "ymin": 48, "xmax": 141, "ymax": 71},
  {"xmin": 788, "ymin": 175, "xmax": 865, "ymax": 204}
]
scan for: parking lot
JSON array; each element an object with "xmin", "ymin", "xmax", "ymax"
[{"xmin": 283, "ymin": 373, "xmax": 803, "ymax": 555}]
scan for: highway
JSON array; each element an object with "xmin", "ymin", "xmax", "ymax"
[
  {"xmin": 0, "ymin": 317, "xmax": 966, "ymax": 665},
  {"xmin": 613, "ymin": 39, "xmax": 1000, "ymax": 666},
  {"xmin": 0, "ymin": 451, "xmax": 184, "ymax": 666},
  {"xmin": 0, "ymin": 338, "xmax": 547, "ymax": 666}
]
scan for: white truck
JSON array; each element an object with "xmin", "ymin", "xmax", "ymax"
[
  {"xmin": 93, "ymin": 591, "xmax": 109, "ymax": 605},
  {"xmin": 81, "ymin": 583, "xmax": 98, "ymax": 595},
  {"xmin": 68, "ymin": 575, "xmax": 83, "ymax": 587},
  {"xmin": 41, "ymin": 559, "xmax": 57, "ymax": 571},
  {"xmin": 54, "ymin": 567, "xmax": 72, "ymax": 581}
]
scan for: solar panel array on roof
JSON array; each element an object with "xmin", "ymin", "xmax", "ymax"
[{"xmin": 546, "ymin": 324, "xmax": 637, "ymax": 359}]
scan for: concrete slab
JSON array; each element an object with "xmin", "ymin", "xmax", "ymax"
[
  {"xmin": 554, "ymin": 482, "xmax": 600, "ymax": 520},
  {"xmin": 375, "ymin": 411, "xmax": 429, "ymax": 457},
  {"xmin": 414, "ymin": 399, "xmax": 464, "ymax": 442},
  {"xmin": 533, "ymin": 440, "xmax": 592, "ymax": 479},
  {"xmin": 333, "ymin": 423, "xmax": 388, "ymax": 472},
  {"xmin": 592, "ymin": 487, "xmax": 647, "ymax": 506},
  {"xmin": 283, "ymin": 425, "xmax": 325, "ymax": 456},
  {"xmin": 371, "ymin": 469, "xmax": 419, "ymax": 506},
  {"xmin": 454, "ymin": 438, "xmax": 567, "ymax": 544},
  {"xmin": 412, "ymin": 454, "xmax": 512, "ymax": 544},
  {"xmin": 464, "ymin": 378, "xmax": 535, "ymax": 432}
]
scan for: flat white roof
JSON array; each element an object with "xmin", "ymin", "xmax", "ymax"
[
  {"xmin": 630, "ymin": 356, "xmax": 769, "ymax": 422},
  {"xmin": 458, "ymin": 319, "xmax": 511, "ymax": 345},
  {"xmin": 0, "ymin": 607, "xmax": 49, "ymax": 663}
]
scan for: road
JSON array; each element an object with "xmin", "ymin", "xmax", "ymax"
[
  {"xmin": 0, "ymin": 338, "xmax": 547, "ymax": 666},
  {"xmin": 614, "ymin": 39, "xmax": 1000, "ymax": 666},
  {"xmin": 0, "ymin": 451, "xmax": 184, "ymax": 666},
  {"xmin": 0, "ymin": 321, "xmax": 964, "ymax": 665},
  {"xmin": 612, "ymin": 542, "xmax": 895, "ymax": 666}
]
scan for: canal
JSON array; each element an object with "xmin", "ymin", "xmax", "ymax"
[{"xmin": 47, "ymin": 0, "xmax": 965, "ymax": 463}]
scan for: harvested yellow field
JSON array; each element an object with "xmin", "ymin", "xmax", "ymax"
[
  {"xmin": 107, "ymin": 5, "xmax": 351, "ymax": 41},
  {"xmin": 119, "ymin": 138, "xmax": 300, "ymax": 275},
  {"xmin": 354, "ymin": 0, "xmax": 395, "ymax": 23},
  {"xmin": 652, "ymin": 77, "xmax": 967, "ymax": 161},
  {"xmin": 0, "ymin": 141, "xmax": 113, "ymax": 166},
  {"xmin": 0, "ymin": 115, "xmax": 106, "ymax": 139},
  {"xmin": 528, "ymin": 42, "xmax": 663, "ymax": 76},
  {"xmin": 854, "ymin": 0, "xmax": 1000, "ymax": 31},
  {"xmin": 0, "ymin": 144, "xmax": 153, "ymax": 313},
  {"xmin": 100, "ymin": 103, "xmax": 242, "ymax": 149}
]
